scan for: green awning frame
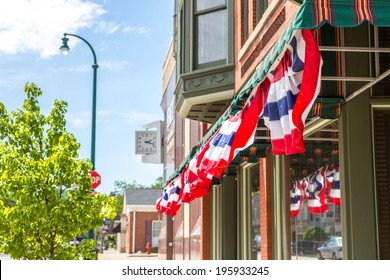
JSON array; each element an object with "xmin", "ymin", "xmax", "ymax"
[{"xmin": 166, "ymin": 0, "xmax": 390, "ymax": 184}]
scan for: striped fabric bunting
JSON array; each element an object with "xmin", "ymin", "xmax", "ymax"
[
  {"xmin": 305, "ymin": 167, "xmax": 329, "ymax": 214},
  {"xmin": 290, "ymin": 180, "xmax": 304, "ymax": 217},
  {"xmin": 157, "ymin": 29, "xmax": 323, "ymax": 215},
  {"xmin": 263, "ymin": 29, "xmax": 322, "ymax": 155}
]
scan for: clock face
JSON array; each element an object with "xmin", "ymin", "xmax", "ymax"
[{"xmin": 135, "ymin": 130, "xmax": 158, "ymax": 154}]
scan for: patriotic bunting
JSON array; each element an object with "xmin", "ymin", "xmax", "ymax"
[
  {"xmin": 263, "ymin": 29, "xmax": 322, "ymax": 155},
  {"xmin": 290, "ymin": 164, "xmax": 341, "ymax": 217},
  {"xmin": 290, "ymin": 180, "xmax": 304, "ymax": 217},
  {"xmin": 157, "ymin": 81, "xmax": 270, "ymax": 215},
  {"xmin": 325, "ymin": 165, "xmax": 341, "ymax": 206},
  {"xmin": 198, "ymin": 80, "xmax": 270, "ymax": 181},
  {"xmin": 157, "ymin": 29, "xmax": 323, "ymax": 216},
  {"xmin": 305, "ymin": 167, "xmax": 329, "ymax": 214}
]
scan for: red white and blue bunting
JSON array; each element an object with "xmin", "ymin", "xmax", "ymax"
[
  {"xmin": 157, "ymin": 29, "xmax": 323, "ymax": 216},
  {"xmin": 290, "ymin": 164, "xmax": 341, "ymax": 217}
]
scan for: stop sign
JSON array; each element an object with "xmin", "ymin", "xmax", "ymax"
[{"xmin": 89, "ymin": 170, "xmax": 101, "ymax": 189}]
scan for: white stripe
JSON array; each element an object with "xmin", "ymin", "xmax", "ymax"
[
  {"xmin": 329, "ymin": 190, "xmax": 341, "ymax": 199},
  {"xmin": 205, "ymin": 145, "xmax": 231, "ymax": 161}
]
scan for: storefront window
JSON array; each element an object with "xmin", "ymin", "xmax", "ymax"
[
  {"xmin": 289, "ymin": 121, "xmax": 342, "ymax": 260},
  {"xmin": 250, "ymin": 164, "xmax": 261, "ymax": 260},
  {"xmin": 237, "ymin": 162, "xmax": 261, "ymax": 260}
]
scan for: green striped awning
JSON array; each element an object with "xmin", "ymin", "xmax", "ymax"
[{"xmin": 295, "ymin": 0, "xmax": 390, "ymax": 29}]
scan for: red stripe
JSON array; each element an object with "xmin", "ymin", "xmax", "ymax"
[
  {"xmin": 356, "ymin": 0, "xmax": 364, "ymax": 22},
  {"xmin": 272, "ymin": 54, "xmax": 291, "ymax": 83},
  {"xmin": 271, "ymin": 128, "xmax": 305, "ymax": 155},
  {"xmin": 291, "ymin": 30, "xmax": 321, "ymax": 140},
  {"xmin": 356, "ymin": 0, "xmax": 374, "ymax": 23},
  {"xmin": 316, "ymin": 0, "xmax": 325, "ymax": 24},
  {"xmin": 316, "ymin": 0, "xmax": 332, "ymax": 25},
  {"xmin": 228, "ymin": 79, "xmax": 270, "ymax": 162},
  {"xmin": 363, "ymin": 0, "xmax": 374, "ymax": 22}
]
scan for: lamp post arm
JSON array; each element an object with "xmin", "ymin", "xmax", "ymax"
[
  {"xmin": 64, "ymin": 33, "xmax": 98, "ymax": 66},
  {"xmin": 63, "ymin": 32, "xmax": 98, "ymax": 170}
]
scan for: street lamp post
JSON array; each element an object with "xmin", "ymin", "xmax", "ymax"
[
  {"xmin": 59, "ymin": 33, "xmax": 98, "ymax": 170},
  {"xmin": 60, "ymin": 33, "xmax": 98, "ymax": 240}
]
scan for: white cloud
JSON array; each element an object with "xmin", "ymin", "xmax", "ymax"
[
  {"xmin": 0, "ymin": 0, "xmax": 106, "ymax": 58},
  {"xmin": 93, "ymin": 21, "xmax": 121, "ymax": 35},
  {"xmin": 66, "ymin": 65, "xmax": 91, "ymax": 73},
  {"xmin": 67, "ymin": 110, "xmax": 114, "ymax": 128},
  {"xmin": 0, "ymin": 73, "xmax": 39, "ymax": 89},
  {"xmin": 100, "ymin": 60, "xmax": 128, "ymax": 71},
  {"xmin": 60, "ymin": 59, "xmax": 128, "ymax": 72},
  {"xmin": 67, "ymin": 111, "xmax": 91, "ymax": 129},
  {"xmin": 94, "ymin": 21, "xmax": 150, "ymax": 36},
  {"xmin": 122, "ymin": 26, "xmax": 150, "ymax": 35}
]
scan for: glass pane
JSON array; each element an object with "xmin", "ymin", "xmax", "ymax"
[
  {"xmin": 250, "ymin": 164, "xmax": 261, "ymax": 260},
  {"xmin": 152, "ymin": 221, "xmax": 163, "ymax": 238},
  {"xmin": 289, "ymin": 122, "xmax": 342, "ymax": 260},
  {"xmin": 196, "ymin": 0, "xmax": 226, "ymax": 12},
  {"xmin": 196, "ymin": 9, "xmax": 228, "ymax": 65}
]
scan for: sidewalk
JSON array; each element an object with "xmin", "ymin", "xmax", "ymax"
[
  {"xmin": 97, "ymin": 247, "xmax": 159, "ymax": 260},
  {"xmin": 0, "ymin": 252, "xmax": 11, "ymax": 260}
]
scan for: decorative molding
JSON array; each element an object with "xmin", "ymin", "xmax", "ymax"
[{"xmin": 183, "ymin": 68, "xmax": 234, "ymax": 92}]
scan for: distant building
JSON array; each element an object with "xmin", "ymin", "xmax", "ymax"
[{"xmin": 119, "ymin": 188, "xmax": 163, "ymax": 254}]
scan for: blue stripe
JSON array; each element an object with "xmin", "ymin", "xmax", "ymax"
[
  {"xmin": 332, "ymin": 181, "xmax": 340, "ymax": 190},
  {"xmin": 286, "ymin": 89, "xmax": 298, "ymax": 109},
  {"xmin": 289, "ymin": 36, "xmax": 304, "ymax": 73},
  {"xmin": 212, "ymin": 131, "xmax": 235, "ymax": 148},
  {"xmin": 291, "ymin": 195, "xmax": 301, "ymax": 204},
  {"xmin": 265, "ymin": 101, "xmax": 281, "ymax": 121},
  {"xmin": 174, "ymin": 186, "xmax": 181, "ymax": 195},
  {"xmin": 263, "ymin": 103, "xmax": 269, "ymax": 118},
  {"xmin": 263, "ymin": 90, "xmax": 297, "ymax": 121}
]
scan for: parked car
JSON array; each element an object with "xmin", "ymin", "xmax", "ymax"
[
  {"xmin": 291, "ymin": 240, "xmax": 324, "ymax": 256},
  {"xmin": 316, "ymin": 237, "xmax": 342, "ymax": 260},
  {"xmin": 253, "ymin": 234, "xmax": 261, "ymax": 251}
]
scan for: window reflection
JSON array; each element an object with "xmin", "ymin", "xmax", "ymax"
[
  {"xmin": 289, "ymin": 122, "xmax": 342, "ymax": 260},
  {"xmin": 250, "ymin": 163, "xmax": 261, "ymax": 260}
]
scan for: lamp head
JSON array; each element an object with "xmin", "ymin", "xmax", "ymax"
[{"xmin": 59, "ymin": 35, "xmax": 70, "ymax": 55}]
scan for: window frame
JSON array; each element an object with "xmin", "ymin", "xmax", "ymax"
[
  {"xmin": 193, "ymin": 2, "xmax": 228, "ymax": 69},
  {"xmin": 178, "ymin": 0, "xmax": 233, "ymax": 73}
]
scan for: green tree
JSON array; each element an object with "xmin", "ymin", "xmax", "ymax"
[
  {"xmin": 113, "ymin": 179, "xmax": 141, "ymax": 191},
  {"xmin": 150, "ymin": 176, "xmax": 163, "ymax": 189},
  {"xmin": 0, "ymin": 83, "xmax": 116, "ymax": 260},
  {"xmin": 304, "ymin": 226, "xmax": 328, "ymax": 241},
  {"xmin": 110, "ymin": 191, "xmax": 124, "ymax": 216},
  {"xmin": 114, "ymin": 176, "xmax": 163, "ymax": 191}
]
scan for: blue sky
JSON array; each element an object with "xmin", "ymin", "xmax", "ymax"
[{"xmin": 0, "ymin": 0, "xmax": 173, "ymax": 194}]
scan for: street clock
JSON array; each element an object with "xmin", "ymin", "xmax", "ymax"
[{"xmin": 135, "ymin": 130, "xmax": 158, "ymax": 155}]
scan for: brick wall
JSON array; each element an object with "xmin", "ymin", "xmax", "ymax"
[
  {"xmin": 235, "ymin": 0, "xmax": 300, "ymax": 92},
  {"xmin": 260, "ymin": 154, "xmax": 272, "ymax": 259},
  {"xmin": 126, "ymin": 211, "xmax": 159, "ymax": 254}
]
